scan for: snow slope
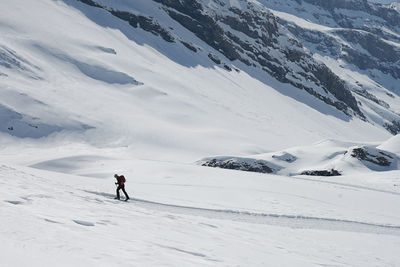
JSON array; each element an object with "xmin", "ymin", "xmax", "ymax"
[
  {"xmin": 1, "ymin": 0, "xmax": 400, "ymax": 266},
  {"xmin": 2, "ymin": 154, "xmax": 400, "ymax": 266},
  {"xmin": 200, "ymin": 136, "xmax": 400, "ymax": 176},
  {"xmin": 0, "ymin": 0, "xmax": 392, "ymax": 162}
]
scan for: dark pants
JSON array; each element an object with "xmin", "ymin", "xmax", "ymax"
[{"xmin": 116, "ymin": 184, "xmax": 129, "ymax": 200}]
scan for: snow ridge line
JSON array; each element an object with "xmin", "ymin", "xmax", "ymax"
[{"xmin": 85, "ymin": 191, "xmax": 400, "ymax": 235}]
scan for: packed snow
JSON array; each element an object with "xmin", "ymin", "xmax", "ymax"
[{"xmin": 1, "ymin": 0, "xmax": 400, "ymax": 266}]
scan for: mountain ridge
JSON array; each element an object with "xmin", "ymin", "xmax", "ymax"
[
  {"xmin": 76, "ymin": 0, "xmax": 400, "ymax": 133},
  {"xmin": 0, "ymin": 0, "xmax": 396, "ymax": 158}
]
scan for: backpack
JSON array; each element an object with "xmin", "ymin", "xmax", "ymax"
[{"xmin": 121, "ymin": 175, "xmax": 126, "ymax": 184}]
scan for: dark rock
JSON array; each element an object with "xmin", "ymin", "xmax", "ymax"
[
  {"xmin": 354, "ymin": 89, "xmax": 390, "ymax": 109},
  {"xmin": 77, "ymin": 0, "xmax": 175, "ymax": 43},
  {"xmin": 302, "ymin": 0, "xmax": 369, "ymax": 12},
  {"xmin": 154, "ymin": 0, "xmax": 361, "ymax": 116},
  {"xmin": 384, "ymin": 120, "xmax": 400, "ymax": 135},
  {"xmin": 223, "ymin": 64, "xmax": 232, "ymax": 71},
  {"xmin": 165, "ymin": 9, "xmax": 242, "ymax": 61},
  {"xmin": 310, "ymin": 64, "xmax": 362, "ymax": 116},
  {"xmin": 180, "ymin": 41, "xmax": 197, "ymax": 52},
  {"xmin": 208, "ymin": 54, "xmax": 221, "ymax": 64},
  {"xmin": 202, "ymin": 158, "xmax": 275, "ymax": 173},
  {"xmin": 338, "ymin": 30, "xmax": 400, "ymax": 78},
  {"xmin": 386, "ymin": 92, "xmax": 395, "ymax": 98},
  {"xmin": 272, "ymin": 152, "xmax": 297, "ymax": 163},
  {"xmin": 77, "ymin": 0, "xmax": 400, "ymax": 126},
  {"xmin": 301, "ymin": 169, "xmax": 341, "ymax": 176},
  {"xmin": 351, "ymin": 147, "xmax": 392, "ymax": 166},
  {"xmin": 76, "ymin": 0, "xmax": 103, "ymax": 8},
  {"xmin": 109, "ymin": 10, "xmax": 175, "ymax": 43}
]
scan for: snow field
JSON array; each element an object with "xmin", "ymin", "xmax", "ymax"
[
  {"xmin": 1, "ymin": 0, "xmax": 400, "ymax": 266},
  {"xmin": 1, "ymin": 156, "xmax": 400, "ymax": 266}
]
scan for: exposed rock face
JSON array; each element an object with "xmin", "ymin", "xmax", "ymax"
[
  {"xmin": 158, "ymin": 0, "xmax": 364, "ymax": 117},
  {"xmin": 201, "ymin": 157, "xmax": 276, "ymax": 173},
  {"xmin": 77, "ymin": 0, "xmax": 363, "ymax": 118},
  {"xmin": 272, "ymin": 152, "xmax": 297, "ymax": 163},
  {"xmin": 76, "ymin": 0, "xmax": 400, "ymax": 133},
  {"xmin": 286, "ymin": 25, "xmax": 400, "ymax": 81},
  {"xmin": 300, "ymin": 169, "xmax": 341, "ymax": 176},
  {"xmin": 199, "ymin": 143, "xmax": 399, "ymax": 176},
  {"xmin": 267, "ymin": 0, "xmax": 400, "ymax": 133},
  {"xmin": 350, "ymin": 147, "xmax": 393, "ymax": 167},
  {"xmin": 302, "ymin": 0, "xmax": 400, "ymax": 28},
  {"xmin": 384, "ymin": 121, "xmax": 400, "ymax": 135},
  {"xmin": 110, "ymin": 10, "xmax": 175, "ymax": 43},
  {"xmin": 77, "ymin": 0, "xmax": 175, "ymax": 43}
]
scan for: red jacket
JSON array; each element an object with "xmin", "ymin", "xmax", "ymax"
[{"xmin": 116, "ymin": 175, "xmax": 126, "ymax": 185}]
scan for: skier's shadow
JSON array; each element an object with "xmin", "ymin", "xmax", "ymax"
[{"xmin": 83, "ymin": 190, "xmax": 115, "ymax": 199}]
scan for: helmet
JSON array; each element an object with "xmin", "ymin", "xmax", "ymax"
[{"xmin": 114, "ymin": 174, "xmax": 118, "ymax": 178}]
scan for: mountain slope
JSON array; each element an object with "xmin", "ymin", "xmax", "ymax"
[
  {"xmin": 257, "ymin": 0, "xmax": 400, "ymax": 132},
  {"xmin": 1, "ymin": 0, "xmax": 394, "ymax": 161},
  {"xmin": 0, "ymin": 0, "xmax": 397, "ymax": 159},
  {"xmin": 1, "ymin": 1, "xmax": 400, "ymax": 266},
  {"xmin": 74, "ymin": 0, "xmax": 400, "ymax": 131}
]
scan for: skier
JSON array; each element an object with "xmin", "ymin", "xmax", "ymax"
[{"xmin": 114, "ymin": 174, "xmax": 130, "ymax": 201}]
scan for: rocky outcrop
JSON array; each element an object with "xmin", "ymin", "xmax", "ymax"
[
  {"xmin": 288, "ymin": 24, "xmax": 400, "ymax": 81},
  {"xmin": 301, "ymin": 169, "xmax": 341, "ymax": 176},
  {"xmin": 75, "ymin": 0, "xmax": 400, "ymax": 132},
  {"xmin": 338, "ymin": 30, "xmax": 400, "ymax": 79},
  {"xmin": 272, "ymin": 152, "xmax": 297, "ymax": 163},
  {"xmin": 77, "ymin": 0, "xmax": 174, "ymax": 43},
  {"xmin": 161, "ymin": 0, "xmax": 366, "ymax": 117},
  {"xmin": 384, "ymin": 121, "xmax": 400, "ymax": 135},
  {"xmin": 77, "ymin": 0, "xmax": 363, "ymax": 118},
  {"xmin": 200, "ymin": 142, "xmax": 399, "ymax": 176},
  {"xmin": 201, "ymin": 157, "xmax": 276, "ymax": 173},
  {"xmin": 349, "ymin": 147, "xmax": 394, "ymax": 167},
  {"xmin": 302, "ymin": 0, "xmax": 400, "ymax": 28},
  {"xmin": 268, "ymin": 0, "xmax": 400, "ymax": 133},
  {"xmin": 110, "ymin": 10, "xmax": 175, "ymax": 43}
]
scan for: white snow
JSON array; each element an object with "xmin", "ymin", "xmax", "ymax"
[
  {"xmin": 269, "ymin": 9, "xmax": 335, "ymax": 32},
  {"xmin": 369, "ymin": 0, "xmax": 399, "ymax": 4},
  {"xmin": 379, "ymin": 134, "xmax": 400, "ymax": 154},
  {"xmin": 2, "ymin": 148, "xmax": 400, "ymax": 266},
  {"xmin": 1, "ymin": 0, "xmax": 400, "ymax": 266}
]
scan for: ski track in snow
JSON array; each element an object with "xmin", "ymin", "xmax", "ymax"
[
  {"xmin": 1, "ymin": 0, "xmax": 400, "ymax": 265},
  {"xmin": 290, "ymin": 176, "xmax": 400, "ymax": 196},
  {"xmin": 84, "ymin": 190, "xmax": 400, "ymax": 236}
]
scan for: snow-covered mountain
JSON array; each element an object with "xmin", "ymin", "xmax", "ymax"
[
  {"xmin": 258, "ymin": 0, "xmax": 400, "ymax": 132},
  {"xmin": 74, "ymin": 0, "xmax": 400, "ymax": 132},
  {"xmin": 1, "ymin": 0, "xmax": 399, "ymax": 152},
  {"xmin": 78, "ymin": 0, "xmax": 400, "ymax": 132},
  {"xmin": 1, "ymin": 0, "xmax": 400, "ymax": 266}
]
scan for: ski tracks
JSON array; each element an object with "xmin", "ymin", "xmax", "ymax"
[{"xmin": 84, "ymin": 190, "xmax": 400, "ymax": 236}]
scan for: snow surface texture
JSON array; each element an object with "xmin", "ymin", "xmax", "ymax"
[
  {"xmin": 2, "ymin": 146, "xmax": 400, "ymax": 267},
  {"xmin": 0, "ymin": 0, "xmax": 394, "ymax": 157},
  {"xmin": 1, "ymin": 0, "xmax": 400, "ymax": 266},
  {"xmin": 200, "ymin": 135, "xmax": 400, "ymax": 176}
]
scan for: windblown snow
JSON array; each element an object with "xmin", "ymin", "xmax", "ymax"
[{"xmin": 1, "ymin": 0, "xmax": 400, "ymax": 266}]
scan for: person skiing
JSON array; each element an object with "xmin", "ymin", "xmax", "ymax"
[{"xmin": 114, "ymin": 174, "xmax": 130, "ymax": 201}]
